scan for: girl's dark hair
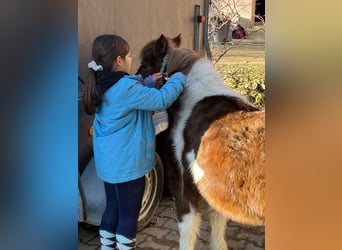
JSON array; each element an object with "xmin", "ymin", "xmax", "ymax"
[{"xmin": 83, "ymin": 34, "xmax": 130, "ymax": 115}]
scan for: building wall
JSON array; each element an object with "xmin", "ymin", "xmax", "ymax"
[
  {"xmin": 210, "ymin": 0, "xmax": 255, "ymax": 28},
  {"xmin": 238, "ymin": 0, "xmax": 255, "ymax": 27}
]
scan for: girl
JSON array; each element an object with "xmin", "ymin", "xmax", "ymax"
[{"xmin": 83, "ymin": 34, "xmax": 186, "ymax": 250}]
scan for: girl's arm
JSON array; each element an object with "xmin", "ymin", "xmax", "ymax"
[
  {"xmin": 142, "ymin": 73, "xmax": 164, "ymax": 88},
  {"xmin": 125, "ymin": 72, "xmax": 186, "ymax": 111}
]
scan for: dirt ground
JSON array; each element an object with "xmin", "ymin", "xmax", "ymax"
[
  {"xmin": 216, "ymin": 44, "xmax": 265, "ymax": 65},
  {"xmin": 211, "ymin": 28, "xmax": 265, "ymax": 66}
]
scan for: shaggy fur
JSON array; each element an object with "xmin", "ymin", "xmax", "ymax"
[
  {"xmin": 172, "ymin": 59, "xmax": 265, "ymax": 226},
  {"xmin": 195, "ymin": 110, "xmax": 265, "ymax": 225},
  {"xmin": 138, "ymin": 40, "xmax": 265, "ymax": 250},
  {"xmin": 170, "ymin": 57, "xmax": 265, "ymax": 249},
  {"xmin": 136, "ymin": 34, "xmax": 181, "ymax": 78}
]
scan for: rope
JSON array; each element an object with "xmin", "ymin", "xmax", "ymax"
[{"xmin": 159, "ymin": 54, "xmax": 169, "ymax": 73}]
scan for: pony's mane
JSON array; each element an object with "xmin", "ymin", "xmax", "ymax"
[
  {"xmin": 186, "ymin": 58, "xmax": 247, "ymax": 102},
  {"xmin": 167, "ymin": 48, "xmax": 247, "ymax": 101},
  {"xmin": 137, "ymin": 34, "xmax": 182, "ymax": 78},
  {"xmin": 166, "ymin": 48, "xmax": 200, "ymax": 75}
]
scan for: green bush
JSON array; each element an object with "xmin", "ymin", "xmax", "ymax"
[{"xmin": 215, "ymin": 64, "xmax": 265, "ymax": 108}]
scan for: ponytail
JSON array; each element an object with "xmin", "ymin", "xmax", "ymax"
[
  {"xmin": 83, "ymin": 34, "xmax": 130, "ymax": 115},
  {"xmin": 83, "ymin": 69, "xmax": 102, "ymax": 115}
]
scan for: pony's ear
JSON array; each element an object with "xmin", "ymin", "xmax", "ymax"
[
  {"xmin": 172, "ymin": 33, "xmax": 182, "ymax": 47},
  {"xmin": 156, "ymin": 34, "xmax": 169, "ymax": 55}
]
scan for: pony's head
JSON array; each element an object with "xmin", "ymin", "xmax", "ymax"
[{"xmin": 137, "ymin": 34, "xmax": 182, "ymax": 78}]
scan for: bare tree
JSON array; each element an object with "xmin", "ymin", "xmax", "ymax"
[{"xmin": 208, "ymin": 0, "xmax": 265, "ymax": 64}]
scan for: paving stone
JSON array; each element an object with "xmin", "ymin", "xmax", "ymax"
[
  {"xmin": 87, "ymin": 235, "xmax": 100, "ymax": 246},
  {"xmin": 198, "ymin": 229, "xmax": 211, "ymax": 242},
  {"xmin": 136, "ymin": 236, "xmax": 171, "ymax": 250},
  {"xmin": 228, "ymin": 239, "xmax": 247, "ymax": 249},
  {"xmin": 196, "ymin": 240, "xmax": 210, "ymax": 250},
  {"xmin": 165, "ymin": 230, "xmax": 179, "ymax": 243},
  {"xmin": 247, "ymin": 232, "xmax": 266, "ymax": 247},
  {"xmin": 136, "ymin": 232, "xmax": 148, "ymax": 244},
  {"xmin": 162, "ymin": 217, "xmax": 179, "ymax": 231},
  {"xmin": 78, "ymin": 242, "xmax": 98, "ymax": 250},
  {"xmin": 245, "ymin": 242, "xmax": 264, "ymax": 250},
  {"xmin": 79, "ymin": 180, "xmax": 265, "ymax": 250},
  {"xmin": 159, "ymin": 207, "xmax": 177, "ymax": 219}
]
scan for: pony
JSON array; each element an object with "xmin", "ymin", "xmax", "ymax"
[
  {"xmin": 136, "ymin": 33, "xmax": 182, "ymax": 78},
  {"xmin": 137, "ymin": 37, "xmax": 265, "ymax": 250}
]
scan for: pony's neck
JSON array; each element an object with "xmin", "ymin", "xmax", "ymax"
[{"xmin": 186, "ymin": 58, "xmax": 245, "ymax": 101}]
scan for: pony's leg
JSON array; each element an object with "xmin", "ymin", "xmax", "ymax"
[
  {"xmin": 178, "ymin": 204, "xmax": 201, "ymax": 250},
  {"xmin": 207, "ymin": 208, "xmax": 228, "ymax": 250}
]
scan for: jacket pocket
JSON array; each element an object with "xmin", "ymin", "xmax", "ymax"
[{"xmin": 93, "ymin": 131, "xmax": 130, "ymax": 177}]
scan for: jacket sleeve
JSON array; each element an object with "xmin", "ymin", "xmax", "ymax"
[
  {"xmin": 142, "ymin": 75, "xmax": 155, "ymax": 88},
  {"xmin": 124, "ymin": 72, "xmax": 186, "ymax": 111}
]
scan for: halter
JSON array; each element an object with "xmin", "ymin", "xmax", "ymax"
[{"xmin": 159, "ymin": 54, "xmax": 169, "ymax": 73}]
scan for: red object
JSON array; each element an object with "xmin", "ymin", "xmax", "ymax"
[
  {"xmin": 197, "ymin": 15, "xmax": 205, "ymax": 23},
  {"xmin": 233, "ymin": 25, "xmax": 246, "ymax": 39}
]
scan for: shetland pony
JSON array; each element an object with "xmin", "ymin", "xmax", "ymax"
[
  {"xmin": 136, "ymin": 33, "xmax": 181, "ymax": 78},
  {"xmin": 138, "ymin": 38, "xmax": 265, "ymax": 250}
]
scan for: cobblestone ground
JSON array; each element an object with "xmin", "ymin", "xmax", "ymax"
[
  {"xmin": 79, "ymin": 28, "xmax": 265, "ymax": 250},
  {"xmin": 79, "ymin": 196, "xmax": 265, "ymax": 250}
]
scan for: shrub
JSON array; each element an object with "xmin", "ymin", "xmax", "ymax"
[{"xmin": 215, "ymin": 64, "xmax": 265, "ymax": 108}]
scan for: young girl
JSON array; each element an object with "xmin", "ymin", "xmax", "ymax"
[{"xmin": 83, "ymin": 34, "xmax": 186, "ymax": 250}]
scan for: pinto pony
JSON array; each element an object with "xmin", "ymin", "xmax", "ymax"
[
  {"xmin": 138, "ymin": 37, "xmax": 265, "ymax": 250},
  {"xmin": 136, "ymin": 33, "xmax": 182, "ymax": 78}
]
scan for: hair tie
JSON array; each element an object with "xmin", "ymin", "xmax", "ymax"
[{"xmin": 88, "ymin": 60, "xmax": 103, "ymax": 72}]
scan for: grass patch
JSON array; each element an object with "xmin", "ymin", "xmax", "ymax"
[{"xmin": 215, "ymin": 64, "xmax": 265, "ymax": 108}]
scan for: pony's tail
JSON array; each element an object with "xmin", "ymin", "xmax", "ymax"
[{"xmin": 83, "ymin": 69, "xmax": 102, "ymax": 115}]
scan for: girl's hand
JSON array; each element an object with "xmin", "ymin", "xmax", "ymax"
[{"xmin": 152, "ymin": 73, "xmax": 164, "ymax": 89}]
